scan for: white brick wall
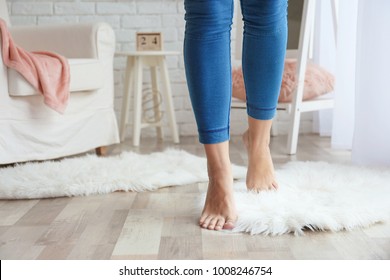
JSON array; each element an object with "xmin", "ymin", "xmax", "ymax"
[{"xmin": 6, "ymin": 0, "xmax": 313, "ymax": 140}]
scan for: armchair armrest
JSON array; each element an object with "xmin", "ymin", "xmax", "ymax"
[{"xmin": 9, "ymin": 22, "xmax": 115, "ymax": 59}]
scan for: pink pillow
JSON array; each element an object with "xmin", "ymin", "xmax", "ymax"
[{"xmin": 232, "ymin": 59, "xmax": 335, "ymax": 103}]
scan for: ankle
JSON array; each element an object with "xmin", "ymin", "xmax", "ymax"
[
  {"xmin": 247, "ymin": 132, "xmax": 270, "ymax": 150},
  {"xmin": 246, "ymin": 117, "xmax": 272, "ymax": 147},
  {"xmin": 207, "ymin": 165, "xmax": 232, "ymax": 180}
]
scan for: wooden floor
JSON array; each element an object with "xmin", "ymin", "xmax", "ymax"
[{"xmin": 1, "ymin": 134, "xmax": 389, "ymax": 260}]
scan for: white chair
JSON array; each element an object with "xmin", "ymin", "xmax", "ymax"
[
  {"xmin": 0, "ymin": 0, "xmax": 119, "ymax": 164},
  {"xmin": 232, "ymin": 0, "xmax": 337, "ymax": 154}
]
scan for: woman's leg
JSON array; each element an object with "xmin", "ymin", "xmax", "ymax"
[
  {"xmin": 241, "ymin": 0, "xmax": 288, "ymax": 191},
  {"xmin": 202, "ymin": 142, "xmax": 236, "ymax": 230},
  {"xmin": 184, "ymin": 0, "xmax": 236, "ymax": 230}
]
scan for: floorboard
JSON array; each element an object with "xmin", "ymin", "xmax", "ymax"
[{"xmin": 1, "ymin": 134, "xmax": 389, "ymax": 260}]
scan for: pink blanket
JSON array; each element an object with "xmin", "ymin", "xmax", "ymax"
[{"xmin": 0, "ymin": 19, "xmax": 70, "ymax": 114}]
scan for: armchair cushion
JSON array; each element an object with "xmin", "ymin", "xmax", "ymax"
[{"xmin": 8, "ymin": 59, "xmax": 104, "ymax": 96}]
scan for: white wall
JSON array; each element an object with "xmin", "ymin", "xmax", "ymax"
[{"xmin": 6, "ymin": 0, "xmax": 313, "ymax": 139}]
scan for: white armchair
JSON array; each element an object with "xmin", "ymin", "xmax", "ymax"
[{"xmin": 0, "ymin": 0, "xmax": 119, "ymax": 164}]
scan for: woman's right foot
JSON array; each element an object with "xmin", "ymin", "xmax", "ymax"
[
  {"xmin": 199, "ymin": 165, "xmax": 237, "ymax": 231},
  {"xmin": 200, "ymin": 142, "xmax": 237, "ymax": 231}
]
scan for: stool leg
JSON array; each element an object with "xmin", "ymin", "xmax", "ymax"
[
  {"xmin": 133, "ymin": 57, "xmax": 143, "ymax": 146},
  {"xmin": 159, "ymin": 57, "xmax": 180, "ymax": 144},
  {"xmin": 120, "ymin": 57, "xmax": 134, "ymax": 142},
  {"xmin": 151, "ymin": 66, "xmax": 163, "ymax": 141}
]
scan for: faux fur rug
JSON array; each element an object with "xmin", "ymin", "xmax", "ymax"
[
  {"xmin": 0, "ymin": 149, "xmax": 243, "ymax": 199},
  {"xmin": 232, "ymin": 161, "xmax": 390, "ymax": 235},
  {"xmin": 1, "ymin": 149, "xmax": 389, "ymax": 235}
]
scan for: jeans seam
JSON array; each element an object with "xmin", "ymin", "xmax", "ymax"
[
  {"xmin": 247, "ymin": 103, "xmax": 277, "ymax": 112},
  {"xmin": 198, "ymin": 126, "xmax": 230, "ymax": 134}
]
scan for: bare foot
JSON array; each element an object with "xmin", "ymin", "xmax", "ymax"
[
  {"xmin": 199, "ymin": 165, "xmax": 237, "ymax": 231},
  {"xmin": 243, "ymin": 129, "xmax": 278, "ymax": 192}
]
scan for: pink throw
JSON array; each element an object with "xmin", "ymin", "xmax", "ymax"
[{"xmin": 0, "ymin": 19, "xmax": 70, "ymax": 114}]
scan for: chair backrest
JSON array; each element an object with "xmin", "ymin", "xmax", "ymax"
[{"xmin": 0, "ymin": 0, "xmax": 11, "ymax": 26}]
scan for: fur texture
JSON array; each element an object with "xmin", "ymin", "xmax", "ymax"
[
  {"xmin": 232, "ymin": 59, "xmax": 335, "ymax": 103},
  {"xmin": 230, "ymin": 161, "xmax": 390, "ymax": 235},
  {"xmin": 0, "ymin": 149, "xmax": 246, "ymax": 199},
  {"xmin": 1, "ymin": 150, "xmax": 389, "ymax": 235}
]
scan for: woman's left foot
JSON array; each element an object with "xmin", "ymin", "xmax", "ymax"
[{"xmin": 243, "ymin": 130, "xmax": 278, "ymax": 192}]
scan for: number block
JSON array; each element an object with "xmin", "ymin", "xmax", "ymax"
[{"xmin": 136, "ymin": 32, "xmax": 163, "ymax": 51}]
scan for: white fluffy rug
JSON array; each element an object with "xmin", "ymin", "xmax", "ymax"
[
  {"xmin": 232, "ymin": 161, "xmax": 390, "ymax": 235},
  {"xmin": 0, "ymin": 149, "xmax": 242, "ymax": 199},
  {"xmin": 1, "ymin": 149, "xmax": 390, "ymax": 235}
]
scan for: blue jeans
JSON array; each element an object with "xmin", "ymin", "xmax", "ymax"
[{"xmin": 184, "ymin": 0, "xmax": 288, "ymax": 144}]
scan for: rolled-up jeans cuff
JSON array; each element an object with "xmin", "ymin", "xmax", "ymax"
[{"xmin": 198, "ymin": 127, "xmax": 230, "ymax": 144}]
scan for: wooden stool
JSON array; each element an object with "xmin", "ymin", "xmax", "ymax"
[{"xmin": 117, "ymin": 51, "xmax": 180, "ymax": 146}]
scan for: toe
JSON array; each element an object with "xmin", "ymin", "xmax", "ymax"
[
  {"xmin": 208, "ymin": 217, "xmax": 218, "ymax": 230},
  {"xmin": 223, "ymin": 217, "xmax": 235, "ymax": 230},
  {"xmin": 215, "ymin": 218, "xmax": 225, "ymax": 231},
  {"xmin": 199, "ymin": 213, "xmax": 208, "ymax": 225},
  {"xmin": 201, "ymin": 215, "xmax": 213, "ymax": 229}
]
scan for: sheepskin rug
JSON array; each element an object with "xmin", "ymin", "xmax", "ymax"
[{"xmin": 1, "ymin": 149, "xmax": 389, "ymax": 235}]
